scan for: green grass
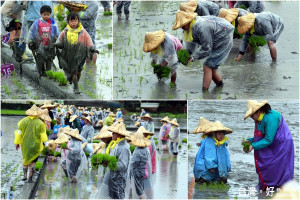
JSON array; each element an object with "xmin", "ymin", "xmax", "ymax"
[{"xmin": 1, "ymin": 109, "xmax": 26, "ymax": 115}]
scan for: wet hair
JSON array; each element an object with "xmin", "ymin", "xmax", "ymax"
[
  {"xmin": 40, "ymin": 5, "xmax": 52, "ymax": 14},
  {"xmin": 258, "ymin": 103, "xmax": 272, "ymax": 114},
  {"xmin": 67, "ymin": 12, "xmax": 80, "ymax": 22}
]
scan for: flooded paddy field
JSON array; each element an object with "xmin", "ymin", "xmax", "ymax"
[
  {"xmin": 1, "ymin": 116, "xmax": 187, "ymax": 199},
  {"xmin": 113, "ymin": 1, "xmax": 299, "ymax": 100},
  {"xmin": 1, "ymin": 3, "xmax": 112, "ymax": 99},
  {"xmin": 188, "ymin": 100, "xmax": 299, "ymax": 199}
]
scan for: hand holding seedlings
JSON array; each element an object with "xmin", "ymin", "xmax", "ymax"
[
  {"xmin": 188, "ymin": 57, "xmax": 194, "ymax": 63},
  {"xmin": 160, "ymin": 61, "xmax": 168, "ymax": 67}
]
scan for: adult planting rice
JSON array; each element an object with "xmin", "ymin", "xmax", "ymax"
[
  {"xmin": 173, "ymin": 11, "xmax": 234, "ymax": 92},
  {"xmin": 180, "ymin": 0, "xmax": 220, "ymax": 17},
  {"xmin": 233, "ymin": 1, "xmax": 265, "ymax": 13},
  {"xmin": 169, "ymin": 118, "xmax": 180, "ymax": 159},
  {"xmin": 243, "ymin": 100, "xmax": 294, "ymax": 190}
]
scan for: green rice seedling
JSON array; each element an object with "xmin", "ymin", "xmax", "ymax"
[
  {"xmin": 85, "ymin": 152, "xmax": 90, "ymax": 157},
  {"xmin": 179, "ymin": 144, "xmax": 182, "ymax": 149},
  {"xmin": 248, "ymin": 35, "xmax": 267, "ymax": 53},
  {"xmin": 130, "ymin": 145, "xmax": 136, "ymax": 153},
  {"xmin": 177, "ymin": 49, "xmax": 190, "ymax": 65},
  {"xmin": 234, "ymin": 27, "xmax": 243, "ymax": 39},
  {"xmin": 35, "ymin": 161, "xmax": 43, "ymax": 171},
  {"xmin": 155, "ymin": 141, "xmax": 158, "ymax": 146},
  {"xmin": 166, "ymin": 134, "xmax": 170, "ymax": 139},
  {"xmin": 153, "ymin": 137, "xmax": 158, "ymax": 140},
  {"xmin": 139, "ymin": 76, "xmax": 143, "ymax": 85},
  {"xmin": 182, "ymin": 138, "xmax": 187, "ymax": 143},
  {"xmin": 93, "ymin": 140, "xmax": 100, "ymax": 143},
  {"xmin": 41, "ymin": 146, "xmax": 49, "ymax": 156},
  {"xmin": 188, "ymin": 144, "xmax": 192, "ymax": 149},
  {"xmin": 45, "ymin": 70, "xmax": 55, "ymax": 79},
  {"xmin": 46, "ymin": 129, "xmax": 52, "ymax": 136},
  {"xmin": 49, "ymin": 149, "xmax": 55, "ymax": 156},
  {"xmin": 3, "ymin": 85, "xmax": 11, "ymax": 95},
  {"xmin": 103, "ymin": 11, "xmax": 112, "ymax": 16},
  {"xmin": 51, "ymin": 119, "xmax": 57, "ymax": 126},
  {"xmin": 107, "ymin": 43, "xmax": 112, "ymax": 49},
  {"xmin": 54, "ymin": 151, "xmax": 61, "ymax": 157},
  {"xmin": 151, "ymin": 62, "xmax": 171, "ymax": 80},
  {"xmin": 61, "ymin": 142, "xmax": 67, "ymax": 149},
  {"xmin": 56, "ymin": 13, "xmax": 64, "ymax": 21},
  {"xmin": 169, "ymin": 82, "xmax": 175, "ymax": 88},
  {"xmin": 242, "ymin": 137, "xmax": 251, "ymax": 152}
]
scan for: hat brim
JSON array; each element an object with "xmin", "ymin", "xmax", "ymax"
[{"xmin": 244, "ymin": 101, "xmax": 268, "ymax": 120}]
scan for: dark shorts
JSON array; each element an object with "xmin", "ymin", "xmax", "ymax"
[{"xmin": 161, "ymin": 140, "xmax": 167, "ymax": 145}]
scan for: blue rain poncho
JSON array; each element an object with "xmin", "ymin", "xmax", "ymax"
[
  {"xmin": 130, "ymin": 147, "xmax": 153, "ymax": 199},
  {"xmin": 80, "ymin": 123, "xmax": 94, "ymax": 143},
  {"xmin": 234, "ymin": 1, "xmax": 264, "ymax": 13},
  {"xmin": 150, "ymin": 32, "xmax": 179, "ymax": 76},
  {"xmin": 101, "ymin": 140, "xmax": 131, "ymax": 199},
  {"xmin": 189, "ymin": 16, "xmax": 234, "ymax": 69},
  {"xmin": 239, "ymin": 12, "xmax": 284, "ymax": 54},
  {"xmin": 14, "ymin": 116, "xmax": 48, "ymax": 165},
  {"xmin": 196, "ymin": 1, "xmax": 220, "ymax": 16},
  {"xmin": 193, "ymin": 136, "xmax": 231, "ymax": 182}
]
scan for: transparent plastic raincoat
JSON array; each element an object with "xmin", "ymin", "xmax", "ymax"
[
  {"xmin": 150, "ymin": 32, "xmax": 179, "ymax": 77},
  {"xmin": 130, "ymin": 147, "xmax": 153, "ymax": 199},
  {"xmin": 14, "ymin": 117, "xmax": 47, "ymax": 165},
  {"xmin": 234, "ymin": 1, "xmax": 264, "ymax": 13},
  {"xmin": 101, "ymin": 140, "xmax": 131, "ymax": 199},
  {"xmin": 143, "ymin": 120, "xmax": 154, "ymax": 133},
  {"xmin": 159, "ymin": 122, "xmax": 171, "ymax": 151},
  {"xmin": 169, "ymin": 126, "xmax": 180, "ymax": 155},
  {"xmin": 189, "ymin": 16, "xmax": 234, "ymax": 69},
  {"xmin": 239, "ymin": 12, "xmax": 284, "ymax": 54},
  {"xmin": 196, "ymin": 1, "xmax": 220, "ymax": 16},
  {"xmin": 80, "ymin": 123, "xmax": 94, "ymax": 143}
]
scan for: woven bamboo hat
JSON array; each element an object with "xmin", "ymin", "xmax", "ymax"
[
  {"xmin": 57, "ymin": 126, "xmax": 71, "ymax": 138},
  {"xmin": 135, "ymin": 121, "xmax": 141, "ymax": 127},
  {"xmin": 106, "ymin": 108, "xmax": 110, "ymax": 113},
  {"xmin": 83, "ymin": 116, "xmax": 92, "ymax": 124},
  {"xmin": 193, "ymin": 118, "xmax": 214, "ymax": 134},
  {"xmin": 237, "ymin": 13, "xmax": 255, "ymax": 34},
  {"xmin": 160, "ymin": 116, "xmax": 170, "ymax": 123},
  {"xmin": 117, "ymin": 118, "xmax": 124, "ymax": 123},
  {"xmin": 109, "ymin": 112, "xmax": 115, "ymax": 117},
  {"xmin": 82, "ymin": 142, "xmax": 87, "ymax": 150},
  {"xmin": 108, "ymin": 122, "xmax": 131, "ymax": 137},
  {"xmin": 143, "ymin": 30, "xmax": 166, "ymax": 52},
  {"xmin": 244, "ymin": 100, "xmax": 268, "ymax": 120},
  {"xmin": 82, "ymin": 111, "xmax": 89, "ymax": 116},
  {"xmin": 40, "ymin": 109, "xmax": 52, "ymax": 122},
  {"xmin": 54, "ymin": 133, "xmax": 69, "ymax": 144},
  {"xmin": 48, "ymin": 140, "xmax": 57, "ymax": 150},
  {"xmin": 130, "ymin": 131, "xmax": 151, "ymax": 147},
  {"xmin": 173, "ymin": 10, "xmax": 197, "ymax": 30},
  {"xmin": 138, "ymin": 126, "xmax": 154, "ymax": 136},
  {"xmin": 26, "ymin": 104, "xmax": 43, "ymax": 117},
  {"xmin": 93, "ymin": 125, "xmax": 112, "ymax": 140},
  {"xmin": 69, "ymin": 115, "xmax": 78, "ymax": 123},
  {"xmin": 142, "ymin": 113, "xmax": 152, "ymax": 120},
  {"xmin": 219, "ymin": 8, "xmax": 239, "ymax": 23},
  {"xmin": 92, "ymin": 142, "xmax": 106, "ymax": 154},
  {"xmin": 64, "ymin": 129, "xmax": 82, "ymax": 141},
  {"xmin": 67, "ymin": 109, "xmax": 73, "ymax": 115},
  {"xmin": 180, "ymin": 1, "xmax": 198, "ymax": 13},
  {"xmin": 133, "ymin": 113, "xmax": 137, "ymax": 116},
  {"xmin": 41, "ymin": 101, "xmax": 56, "ymax": 109},
  {"xmin": 204, "ymin": 121, "xmax": 233, "ymax": 134},
  {"xmin": 170, "ymin": 118, "xmax": 179, "ymax": 127}
]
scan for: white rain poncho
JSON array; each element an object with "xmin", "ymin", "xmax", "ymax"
[
  {"xmin": 130, "ymin": 147, "xmax": 153, "ymax": 199},
  {"xmin": 143, "ymin": 120, "xmax": 155, "ymax": 133},
  {"xmin": 234, "ymin": 1, "xmax": 264, "ymax": 13},
  {"xmin": 150, "ymin": 32, "xmax": 179, "ymax": 77},
  {"xmin": 130, "ymin": 115, "xmax": 137, "ymax": 124},
  {"xmin": 80, "ymin": 124, "xmax": 94, "ymax": 143},
  {"xmin": 239, "ymin": 12, "xmax": 284, "ymax": 54},
  {"xmin": 159, "ymin": 123, "xmax": 171, "ymax": 151},
  {"xmin": 169, "ymin": 126, "xmax": 180, "ymax": 155},
  {"xmin": 100, "ymin": 140, "xmax": 131, "ymax": 199},
  {"xmin": 65, "ymin": 138, "xmax": 88, "ymax": 180},
  {"xmin": 189, "ymin": 16, "xmax": 234, "ymax": 69},
  {"xmin": 196, "ymin": 1, "xmax": 220, "ymax": 16}
]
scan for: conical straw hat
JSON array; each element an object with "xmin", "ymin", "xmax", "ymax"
[
  {"xmin": 143, "ymin": 30, "xmax": 166, "ymax": 52},
  {"xmin": 193, "ymin": 118, "xmax": 214, "ymax": 134},
  {"xmin": 180, "ymin": 1, "xmax": 198, "ymax": 13},
  {"xmin": 82, "ymin": 111, "xmax": 89, "ymax": 116},
  {"xmin": 108, "ymin": 122, "xmax": 131, "ymax": 137},
  {"xmin": 141, "ymin": 113, "xmax": 152, "ymax": 120},
  {"xmin": 130, "ymin": 131, "xmax": 151, "ymax": 147},
  {"xmin": 67, "ymin": 109, "xmax": 73, "ymax": 115},
  {"xmin": 82, "ymin": 116, "xmax": 92, "ymax": 124},
  {"xmin": 48, "ymin": 140, "xmax": 57, "ymax": 150},
  {"xmin": 109, "ymin": 112, "xmax": 115, "ymax": 117},
  {"xmin": 219, "ymin": 8, "xmax": 239, "ymax": 23},
  {"xmin": 64, "ymin": 129, "xmax": 82, "ymax": 140},
  {"xmin": 40, "ymin": 109, "xmax": 52, "ymax": 122},
  {"xmin": 160, "ymin": 116, "xmax": 170, "ymax": 123},
  {"xmin": 204, "ymin": 121, "xmax": 233, "ymax": 134},
  {"xmin": 98, "ymin": 120, "xmax": 103, "ymax": 125},
  {"xmin": 244, "ymin": 100, "xmax": 268, "ymax": 120},
  {"xmin": 26, "ymin": 104, "xmax": 43, "ymax": 117},
  {"xmin": 137, "ymin": 126, "xmax": 154, "ymax": 136},
  {"xmin": 41, "ymin": 101, "xmax": 56, "ymax": 109},
  {"xmin": 69, "ymin": 115, "xmax": 78, "ymax": 123},
  {"xmin": 57, "ymin": 126, "xmax": 71, "ymax": 138},
  {"xmin": 135, "ymin": 121, "xmax": 141, "ymax": 127},
  {"xmin": 92, "ymin": 142, "xmax": 106, "ymax": 154},
  {"xmin": 93, "ymin": 126, "xmax": 113, "ymax": 140},
  {"xmin": 117, "ymin": 118, "xmax": 124, "ymax": 123},
  {"xmin": 54, "ymin": 133, "xmax": 69, "ymax": 144},
  {"xmin": 170, "ymin": 118, "xmax": 179, "ymax": 127},
  {"xmin": 237, "ymin": 13, "xmax": 255, "ymax": 34},
  {"xmin": 82, "ymin": 142, "xmax": 87, "ymax": 150},
  {"xmin": 173, "ymin": 10, "xmax": 197, "ymax": 30}
]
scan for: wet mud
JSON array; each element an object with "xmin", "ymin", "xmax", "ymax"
[
  {"xmin": 113, "ymin": 1, "xmax": 299, "ymax": 100},
  {"xmin": 188, "ymin": 100, "xmax": 299, "ymax": 199}
]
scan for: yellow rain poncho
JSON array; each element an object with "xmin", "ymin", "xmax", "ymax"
[
  {"xmin": 14, "ymin": 117, "xmax": 48, "ymax": 165},
  {"xmin": 103, "ymin": 116, "xmax": 114, "ymax": 126}
]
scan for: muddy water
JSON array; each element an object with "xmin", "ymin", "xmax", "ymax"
[
  {"xmin": 1, "ymin": 2, "xmax": 112, "ymax": 100},
  {"xmin": 113, "ymin": 1, "xmax": 299, "ymax": 100},
  {"xmin": 1, "ymin": 116, "xmax": 27, "ymax": 198},
  {"xmin": 188, "ymin": 100, "xmax": 299, "ymax": 199}
]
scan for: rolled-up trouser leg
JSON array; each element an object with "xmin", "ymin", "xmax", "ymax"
[{"xmin": 123, "ymin": 1, "xmax": 131, "ymax": 14}]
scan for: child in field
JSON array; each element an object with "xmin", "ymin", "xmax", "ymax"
[
  {"xmin": 169, "ymin": 118, "xmax": 180, "ymax": 159},
  {"xmin": 27, "ymin": 5, "xmax": 60, "ymax": 77},
  {"xmin": 55, "ymin": 12, "xmax": 98, "ymax": 94},
  {"xmin": 194, "ymin": 121, "xmax": 232, "ymax": 184}
]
